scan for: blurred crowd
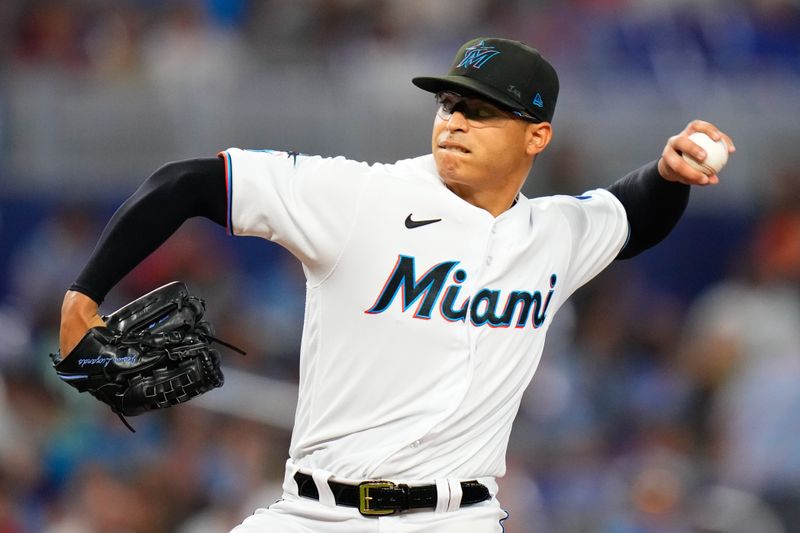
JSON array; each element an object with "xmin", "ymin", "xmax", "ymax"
[
  {"xmin": 1, "ymin": 0, "xmax": 799, "ymax": 76},
  {"xmin": 1, "ymin": 1, "xmax": 800, "ymax": 532}
]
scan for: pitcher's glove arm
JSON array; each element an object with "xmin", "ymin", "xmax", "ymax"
[{"xmin": 51, "ymin": 281, "xmax": 244, "ymax": 431}]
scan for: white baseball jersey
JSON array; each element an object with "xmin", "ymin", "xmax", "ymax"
[{"xmin": 220, "ymin": 148, "xmax": 628, "ymax": 483}]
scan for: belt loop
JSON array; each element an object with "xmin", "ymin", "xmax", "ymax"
[
  {"xmin": 446, "ymin": 479, "xmax": 463, "ymax": 512},
  {"xmin": 312, "ymin": 469, "xmax": 336, "ymax": 507},
  {"xmin": 434, "ymin": 479, "xmax": 450, "ymax": 513},
  {"xmin": 283, "ymin": 459, "xmax": 301, "ymax": 497}
]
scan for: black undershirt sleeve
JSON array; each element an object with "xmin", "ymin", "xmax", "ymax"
[
  {"xmin": 607, "ymin": 160, "xmax": 690, "ymax": 260},
  {"xmin": 71, "ymin": 157, "xmax": 227, "ymax": 304}
]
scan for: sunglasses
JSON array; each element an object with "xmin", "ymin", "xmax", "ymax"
[{"xmin": 435, "ymin": 91, "xmax": 537, "ymax": 128}]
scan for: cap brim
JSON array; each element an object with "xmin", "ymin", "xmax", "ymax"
[{"xmin": 412, "ymin": 75, "xmax": 525, "ymax": 116}]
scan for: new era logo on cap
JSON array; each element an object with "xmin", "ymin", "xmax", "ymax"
[{"xmin": 412, "ymin": 37, "xmax": 559, "ymax": 123}]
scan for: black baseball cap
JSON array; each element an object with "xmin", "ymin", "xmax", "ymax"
[{"xmin": 413, "ymin": 37, "xmax": 559, "ymax": 123}]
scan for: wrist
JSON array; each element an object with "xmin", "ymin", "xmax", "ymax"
[
  {"xmin": 62, "ymin": 290, "xmax": 100, "ymax": 316},
  {"xmin": 60, "ymin": 290, "xmax": 105, "ymax": 355}
]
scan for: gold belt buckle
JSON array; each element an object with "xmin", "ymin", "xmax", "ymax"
[{"xmin": 358, "ymin": 481, "xmax": 397, "ymax": 516}]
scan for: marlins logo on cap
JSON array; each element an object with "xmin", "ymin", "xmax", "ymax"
[
  {"xmin": 457, "ymin": 41, "xmax": 501, "ymax": 69},
  {"xmin": 412, "ymin": 37, "xmax": 559, "ymax": 123}
]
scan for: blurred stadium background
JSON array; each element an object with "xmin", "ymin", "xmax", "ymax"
[{"xmin": 1, "ymin": 1, "xmax": 800, "ymax": 531}]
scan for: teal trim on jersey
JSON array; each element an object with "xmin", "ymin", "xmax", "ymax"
[
  {"xmin": 244, "ymin": 148, "xmax": 284, "ymax": 154},
  {"xmin": 223, "ymin": 151, "xmax": 234, "ymax": 235}
]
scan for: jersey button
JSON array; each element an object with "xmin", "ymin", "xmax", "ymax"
[
  {"xmin": 491, "ymin": 226, "xmax": 497, "ymax": 234},
  {"xmin": 486, "ymin": 256, "xmax": 493, "ymax": 266},
  {"xmin": 411, "ymin": 440, "xmax": 421, "ymax": 449}
]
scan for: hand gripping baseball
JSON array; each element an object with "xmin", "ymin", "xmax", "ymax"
[
  {"xmin": 51, "ymin": 281, "xmax": 244, "ymax": 431},
  {"xmin": 657, "ymin": 120, "xmax": 736, "ymax": 186}
]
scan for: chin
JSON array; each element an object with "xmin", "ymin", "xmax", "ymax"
[{"xmin": 434, "ymin": 152, "xmax": 462, "ymax": 182}]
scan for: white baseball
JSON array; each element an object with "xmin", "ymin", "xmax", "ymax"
[{"xmin": 682, "ymin": 131, "xmax": 728, "ymax": 175}]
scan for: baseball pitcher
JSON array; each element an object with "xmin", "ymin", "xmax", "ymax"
[{"xmin": 56, "ymin": 38, "xmax": 735, "ymax": 532}]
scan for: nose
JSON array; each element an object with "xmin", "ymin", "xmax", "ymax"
[{"xmin": 446, "ymin": 110, "xmax": 469, "ymax": 132}]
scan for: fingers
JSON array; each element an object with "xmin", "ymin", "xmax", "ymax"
[
  {"xmin": 686, "ymin": 119, "xmax": 736, "ymax": 153},
  {"xmin": 660, "ymin": 140, "xmax": 714, "ymax": 186}
]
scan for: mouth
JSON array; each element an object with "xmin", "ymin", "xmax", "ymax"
[{"xmin": 438, "ymin": 141, "xmax": 471, "ymax": 154}]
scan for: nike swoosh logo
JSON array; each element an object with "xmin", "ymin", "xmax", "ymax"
[{"xmin": 405, "ymin": 214, "xmax": 442, "ymax": 229}]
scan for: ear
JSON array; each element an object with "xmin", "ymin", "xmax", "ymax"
[{"xmin": 525, "ymin": 122, "xmax": 552, "ymax": 156}]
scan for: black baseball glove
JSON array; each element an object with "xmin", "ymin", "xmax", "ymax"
[{"xmin": 51, "ymin": 281, "xmax": 243, "ymax": 431}]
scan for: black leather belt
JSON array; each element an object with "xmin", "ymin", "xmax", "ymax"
[{"xmin": 293, "ymin": 471, "xmax": 490, "ymax": 516}]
